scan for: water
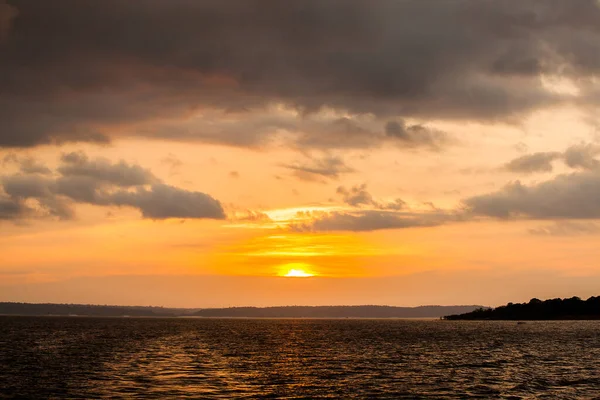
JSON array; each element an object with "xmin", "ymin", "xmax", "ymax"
[{"xmin": 1, "ymin": 317, "xmax": 599, "ymax": 399}]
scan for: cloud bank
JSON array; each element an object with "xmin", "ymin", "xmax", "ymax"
[
  {"xmin": 2, "ymin": 0, "xmax": 600, "ymax": 148},
  {"xmin": 504, "ymin": 143, "xmax": 600, "ymax": 173},
  {"xmin": 0, "ymin": 152, "xmax": 225, "ymax": 221}
]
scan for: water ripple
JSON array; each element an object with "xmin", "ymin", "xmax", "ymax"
[{"xmin": 1, "ymin": 318, "xmax": 599, "ymax": 399}]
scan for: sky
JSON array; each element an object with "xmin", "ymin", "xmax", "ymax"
[{"xmin": 2, "ymin": 0, "xmax": 600, "ymax": 307}]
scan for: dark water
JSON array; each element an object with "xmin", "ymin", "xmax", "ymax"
[{"xmin": 1, "ymin": 317, "xmax": 599, "ymax": 399}]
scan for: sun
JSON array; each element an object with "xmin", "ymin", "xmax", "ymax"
[
  {"xmin": 284, "ymin": 269, "xmax": 314, "ymax": 278},
  {"xmin": 279, "ymin": 262, "xmax": 315, "ymax": 277}
]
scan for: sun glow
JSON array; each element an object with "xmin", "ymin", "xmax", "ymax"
[
  {"xmin": 279, "ymin": 262, "xmax": 315, "ymax": 277},
  {"xmin": 284, "ymin": 269, "xmax": 314, "ymax": 277}
]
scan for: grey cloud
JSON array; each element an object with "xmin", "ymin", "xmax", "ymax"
[
  {"xmin": 2, "ymin": 1, "xmax": 600, "ymax": 148},
  {"xmin": 294, "ymin": 118, "xmax": 381, "ymax": 150},
  {"xmin": 0, "ymin": 0, "xmax": 18, "ymax": 42},
  {"xmin": 563, "ymin": 143, "xmax": 600, "ymax": 170},
  {"xmin": 504, "ymin": 143, "xmax": 600, "ymax": 174},
  {"xmin": 529, "ymin": 221, "xmax": 600, "ymax": 236},
  {"xmin": 336, "ymin": 184, "xmax": 374, "ymax": 207},
  {"xmin": 0, "ymin": 152, "xmax": 225, "ymax": 221},
  {"xmin": 504, "ymin": 151, "xmax": 562, "ymax": 173},
  {"xmin": 1, "ymin": 175, "xmax": 74, "ymax": 219},
  {"xmin": 290, "ymin": 210, "xmax": 447, "ymax": 232},
  {"xmin": 284, "ymin": 155, "xmax": 354, "ymax": 181},
  {"xmin": 336, "ymin": 184, "xmax": 406, "ymax": 210},
  {"xmin": 385, "ymin": 120, "xmax": 450, "ymax": 150},
  {"xmin": 0, "ymin": 195, "xmax": 27, "ymax": 220},
  {"xmin": 2, "ymin": 174, "xmax": 54, "ymax": 199},
  {"xmin": 54, "ymin": 176, "xmax": 105, "ymax": 204},
  {"xmin": 2, "ymin": 154, "xmax": 52, "ymax": 175},
  {"xmin": 464, "ymin": 170, "xmax": 600, "ymax": 219},
  {"xmin": 18, "ymin": 158, "xmax": 52, "ymax": 175},
  {"xmin": 109, "ymin": 184, "xmax": 225, "ymax": 220},
  {"xmin": 58, "ymin": 151, "xmax": 157, "ymax": 187}
]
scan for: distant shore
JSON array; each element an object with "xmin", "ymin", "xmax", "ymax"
[
  {"xmin": 0, "ymin": 303, "xmax": 482, "ymax": 319},
  {"xmin": 444, "ymin": 296, "xmax": 600, "ymax": 320}
]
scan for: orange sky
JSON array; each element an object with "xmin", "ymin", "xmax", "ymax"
[{"xmin": 2, "ymin": 0, "xmax": 600, "ymax": 307}]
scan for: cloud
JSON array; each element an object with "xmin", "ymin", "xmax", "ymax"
[
  {"xmin": 58, "ymin": 151, "xmax": 157, "ymax": 187},
  {"xmin": 2, "ymin": 154, "xmax": 52, "ymax": 175},
  {"xmin": 504, "ymin": 143, "xmax": 600, "ymax": 174},
  {"xmin": 0, "ymin": 152, "xmax": 225, "ymax": 222},
  {"xmin": 18, "ymin": 158, "xmax": 52, "ymax": 175},
  {"xmin": 284, "ymin": 155, "xmax": 354, "ymax": 181},
  {"xmin": 563, "ymin": 143, "xmax": 600, "ymax": 170},
  {"xmin": 294, "ymin": 117, "xmax": 381, "ymax": 150},
  {"xmin": 109, "ymin": 184, "xmax": 225, "ymax": 220},
  {"xmin": 336, "ymin": 184, "xmax": 374, "ymax": 207},
  {"xmin": 385, "ymin": 120, "xmax": 450, "ymax": 150},
  {"xmin": 0, "ymin": 195, "xmax": 27, "ymax": 220},
  {"xmin": 336, "ymin": 184, "xmax": 406, "ymax": 210},
  {"xmin": 294, "ymin": 162, "xmax": 600, "ymax": 231},
  {"xmin": 1, "ymin": 174, "xmax": 75, "ymax": 219},
  {"xmin": 0, "ymin": 0, "xmax": 18, "ymax": 43},
  {"xmin": 230, "ymin": 210, "xmax": 272, "ymax": 223},
  {"xmin": 463, "ymin": 170, "xmax": 600, "ymax": 219},
  {"xmin": 2, "ymin": 1, "xmax": 600, "ymax": 148},
  {"xmin": 290, "ymin": 210, "xmax": 449, "ymax": 232},
  {"xmin": 288, "ymin": 183, "xmax": 450, "ymax": 232},
  {"xmin": 529, "ymin": 221, "xmax": 600, "ymax": 236},
  {"xmin": 504, "ymin": 152, "xmax": 562, "ymax": 173}
]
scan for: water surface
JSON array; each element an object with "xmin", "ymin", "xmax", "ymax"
[{"xmin": 1, "ymin": 317, "xmax": 599, "ymax": 399}]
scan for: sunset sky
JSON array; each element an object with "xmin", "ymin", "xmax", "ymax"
[{"xmin": 2, "ymin": 0, "xmax": 600, "ymax": 307}]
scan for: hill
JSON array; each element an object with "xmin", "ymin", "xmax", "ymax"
[
  {"xmin": 192, "ymin": 305, "xmax": 482, "ymax": 318},
  {"xmin": 0, "ymin": 302, "xmax": 185, "ymax": 317},
  {"xmin": 444, "ymin": 296, "xmax": 600, "ymax": 320},
  {"xmin": 0, "ymin": 303, "xmax": 482, "ymax": 318}
]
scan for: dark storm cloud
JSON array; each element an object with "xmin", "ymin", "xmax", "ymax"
[
  {"xmin": 463, "ymin": 170, "xmax": 600, "ymax": 219},
  {"xmin": 0, "ymin": 152, "xmax": 226, "ymax": 221},
  {"xmin": 2, "ymin": 0, "xmax": 600, "ymax": 148},
  {"xmin": 504, "ymin": 151, "xmax": 562, "ymax": 173}
]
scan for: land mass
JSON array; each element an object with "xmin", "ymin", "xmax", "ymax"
[
  {"xmin": 444, "ymin": 296, "xmax": 600, "ymax": 320},
  {"xmin": 191, "ymin": 305, "xmax": 481, "ymax": 318},
  {"xmin": 0, "ymin": 303, "xmax": 482, "ymax": 318}
]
